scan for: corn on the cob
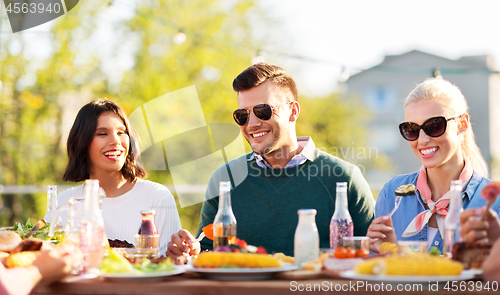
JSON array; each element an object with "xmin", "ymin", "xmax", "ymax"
[
  {"xmin": 301, "ymin": 253, "xmax": 330, "ymax": 271},
  {"xmin": 354, "ymin": 257, "xmax": 385, "ymax": 274},
  {"xmin": 379, "ymin": 242, "xmax": 398, "ymax": 255},
  {"xmin": 6, "ymin": 251, "xmax": 40, "ymax": 268},
  {"xmin": 193, "ymin": 252, "xmax": 281, "ymax": 268},
  {"xmin": 273, "ymin": 252, "xmax": 295, "ymax": 264},
  {"xmin": 0, "ymin": 251, "xmax": 9, "ymax": 265},
  {"xmin": 354, "ymin": 253, "xmax": 463, "ymax": 276}
]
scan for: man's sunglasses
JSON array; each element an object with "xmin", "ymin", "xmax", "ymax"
[
  {"xmin": 233, "ymin": 102, "xmax": 292, "ymax": 126},
  {"xmin": 399, "ymin": 115, "xmax": 462, "ymax": 141}
]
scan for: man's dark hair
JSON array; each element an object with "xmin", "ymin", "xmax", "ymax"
[
  {"xmin": 63, "ymin": 99, "xmax": 146, "ymax": 182},
  {"xmin": 232, "ymin": 63, "xmax": 298, "ymax": 101}
]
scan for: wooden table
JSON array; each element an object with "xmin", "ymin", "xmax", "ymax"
[{"xmin": 31, "ymin": 272, "xmax": 496, "ymax": 295}]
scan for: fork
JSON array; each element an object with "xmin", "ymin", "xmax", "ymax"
[
  {"xmin": 388, "ymin": 195, "xmax": 402, "ymax": 217},
  {"xmin": 193, "ymin": 232, "xmax": 205, "ymax": 242}
]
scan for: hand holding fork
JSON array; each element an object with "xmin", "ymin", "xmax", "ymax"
[{"xmin": 388, "ymin": 195, "xmax": 403, "ymax": 217}]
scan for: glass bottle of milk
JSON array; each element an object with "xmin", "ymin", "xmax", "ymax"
[{"xmin": 294, "ymin": 209, "xmax": 319, "ymax": 268}]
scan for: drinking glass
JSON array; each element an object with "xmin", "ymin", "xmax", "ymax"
[
  {"xmin": 341, "ymin": 236, "xmax": 370, "ymax": 251},
  {"xmin": 397, "ymin": 241, "xmax": 428, "ymax": 254},
  {"xmin": 135, "ymin": 234, "xmax": 160, "ymax": 258}
]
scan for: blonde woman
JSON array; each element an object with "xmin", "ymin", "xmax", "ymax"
[{"xmin": 367, "ymin": 79, "xmax": 500, "ymax": 253}]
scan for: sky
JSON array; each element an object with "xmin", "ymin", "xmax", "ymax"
[
  {"xmin": 2, "ymin": 0, "xmax": 500, "ymax": 96},
  {"xmin": 261, "ymin": 0, "xmax": 500, "ymax": 96}
]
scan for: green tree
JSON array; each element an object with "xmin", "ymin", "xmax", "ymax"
[
  {"xmin": 0, "ymin": 0, "xmax": 386, "ymax": 236},
  {"xmin": 115, "ymin": 0, "xmax": 264, "ymax": 233},
  {"xmin": 1, "ymin": 0, "xmax": 270, "ymax": 232},
  {"xmin": 297, "ymin": 93, "xmax": 390, "ymax": 197},
  {"xmin": 0, "ymin": 34, "xmax": 61, "ymax": 225},
  {"xmin": 0, "ymin": 0, "xmax": 115, "ymax": 225}
]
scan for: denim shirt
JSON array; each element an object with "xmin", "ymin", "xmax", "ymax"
[{"xmin": 375, "ymin": 170, "xmax": 500, "ymax": 252}]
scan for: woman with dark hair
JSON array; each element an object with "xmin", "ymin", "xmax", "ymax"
[{"xmin": 55, "ymin": 99, "xmax": 181, "ymax": 255}]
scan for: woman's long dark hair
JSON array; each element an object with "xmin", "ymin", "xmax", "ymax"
[{"xmin": 63, "ymin": 99, "xmax": 147, "ymax": 182}]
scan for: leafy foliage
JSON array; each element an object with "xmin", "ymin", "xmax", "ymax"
[
  {"xmin": 0, "ymin": 0, "xmax": 384, "ymax": 234},
  {"xmin": 297, "ymin": 94, "xmax": 389, "ymax": 174}
]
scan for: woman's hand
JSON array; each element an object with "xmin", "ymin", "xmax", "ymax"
[
  {"xmin": 367, "ymin": 215, "xmax": 397, "ymax": 253},
  {"xmin": 460, "ymin": 208, "xmax": 500, "ymax": 244},
  {"xmin": 165, "ymin": 229, "xmax": 201, "ymax": 264}
]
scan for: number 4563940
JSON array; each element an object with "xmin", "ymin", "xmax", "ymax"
[
  {"xmin": 5, "ymin": 2, "xmax": 62, "ymax": 14},
  {"xmin": 443, "ymin": 280, "xmax": 498, "ymax": 292}
]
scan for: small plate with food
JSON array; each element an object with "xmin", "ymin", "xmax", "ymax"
[{"xmin": 99, "ymin": 249, "xmax": 184, "ymax": 282}]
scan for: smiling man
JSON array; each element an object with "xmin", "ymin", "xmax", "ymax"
[{"xmin": 166, "ymin": 63, "xmax": 375, "ymax": 258}]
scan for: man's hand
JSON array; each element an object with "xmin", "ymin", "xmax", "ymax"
[
  {"xmin": 366, "ymin": 215, "xmax": 397, "ymax": 253},
  {"xmin": 165, "ymin": 229, "xmax": 201, "ymax": 264},
  {"xmin": 460, "ymin": 208, "xmax": 500, "ymax": 244}
]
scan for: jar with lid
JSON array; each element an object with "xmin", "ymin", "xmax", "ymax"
[{"xmin": 294, "ymin": 209, "xmax": 319, "ymax": 267}]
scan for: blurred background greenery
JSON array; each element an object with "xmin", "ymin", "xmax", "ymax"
[{"xmin": 0, "ymin": 0, "xmax": 387, "ymax": 234}]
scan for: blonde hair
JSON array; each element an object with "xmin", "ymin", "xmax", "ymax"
[{"xmin": 405, "ymin": 79, "xmax": 489, "ymax": 178}]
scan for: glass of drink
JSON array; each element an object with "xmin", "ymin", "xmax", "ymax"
[
  {"xmin": 397, "ymin": 241, "xmax": 428, "ymax": 254},
  {"xmin": 341, "ymin": 236, "xmax": 370, "ymax": 251},
  {"xmin": 135, "ymin": 234, "xmax": 160, "ymax": 258}
]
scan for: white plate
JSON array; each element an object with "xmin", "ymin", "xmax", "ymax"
[
  {"xmin": 187, "ymin": 264, "xmax": 298, "ymax": 280},
  {"xmin": 340, "ymin": 269, "xmax": 476, "ymax": 282},
  {"xmin": 99, "ymin": 266, "xmax": 186, "ymax": 282},
  {"xmin": 467, "ymin": 269, "xmax": 483, "ymax": 276}
]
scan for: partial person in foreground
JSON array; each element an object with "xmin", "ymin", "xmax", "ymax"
[
  {"xmin": 166, "ymin": 63, "xmax": 375, "ymax": 261},
  {"xmin": 367, "ymin": 79, "xmax": 500, "ymax": 254},
  {"xmin": 53, "ymin": 99, "xmax": 181, "ymax": 255},
  {"xmin": 460, "ymin": 181, "xmax": 500, "ymax": 244},
  {"xmin": 459, "ymin": 181, "xmax": 500, "ymax": 282},
  {"xmin": 483, "ymin": 237, "xmax": 500, "ymax": 282},
  {"xmin": 0, "ymin": 244, "xmax": 82, "ymax": 295}
]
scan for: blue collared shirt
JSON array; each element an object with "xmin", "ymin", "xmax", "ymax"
[
  {"xmin": 375, "ymin": 171, "xmax": 500, "ymax": 252},
  {"xmin": 247, "ymin": 136, "xmax": 314, "ymax": 168}
]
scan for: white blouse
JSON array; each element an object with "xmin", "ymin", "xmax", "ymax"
[{"xmin": 53, "ymin": 179, "xmax": 181, "ymax": 255}]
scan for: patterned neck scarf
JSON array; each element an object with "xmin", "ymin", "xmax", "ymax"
[{"xmin": 402, "ymin": 160, "xmax": 473, "ymax": 238}]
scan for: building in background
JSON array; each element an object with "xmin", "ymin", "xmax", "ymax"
[{"xmin": 343, "ymin": 50, "xmax": 500, "ymax": 186}]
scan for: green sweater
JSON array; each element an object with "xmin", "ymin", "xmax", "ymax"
[{"xmin": 196, "ymin": 140, "xmax": 375, "ymax": 256}]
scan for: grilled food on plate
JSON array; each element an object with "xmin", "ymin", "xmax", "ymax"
[
  {"xmin": 193, "ymin": 252, "xmax": 281, "ymax": 268},
  {"xmin": 355, "ymin": 253, "xmax": 463, "ymax": 275}
]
